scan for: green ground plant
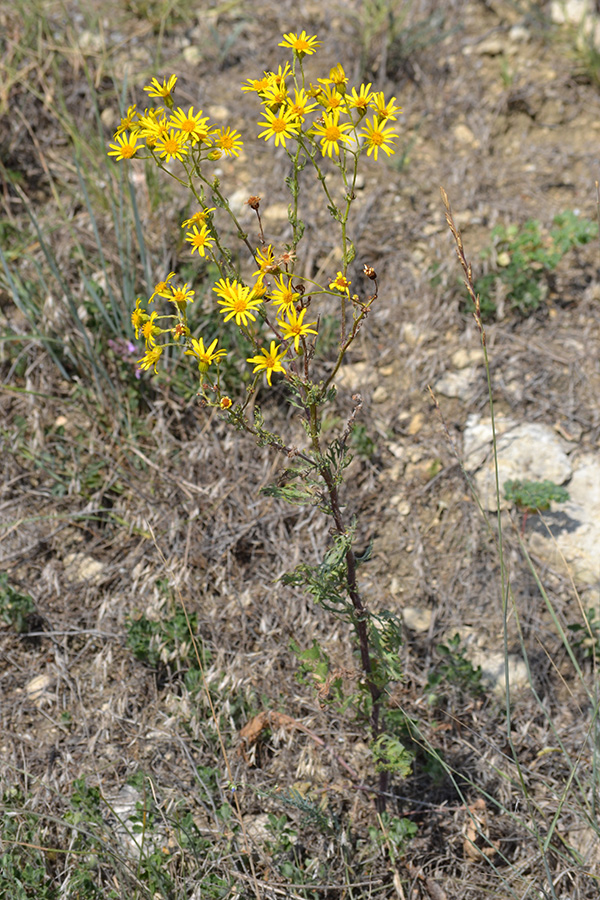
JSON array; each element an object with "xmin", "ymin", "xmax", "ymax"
[
  {"xmin": 504, "ymin": 478, "xmax": 570, "ymax": 533},
  {"xmin": 425, "ymin": 632, "xmax": 484, "ymax": 707},
  {"xmin": 0, "ymin": 573, "xmax": 37, "ymax": 634},
  {"xmin": 472, "ymin": 210, "xmax": 597, "ymax": 318}
]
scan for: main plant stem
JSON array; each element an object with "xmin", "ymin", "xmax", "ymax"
[{"xmin": 311, "ymin": 411, "xmax": 389, "ymax": 810}]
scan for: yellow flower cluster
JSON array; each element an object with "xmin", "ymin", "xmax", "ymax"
[
  {"xmin": 114, "ymin": 31, "xmax": 395, "ymax": 394},
  {"xmin": 243, "ymin": 40, "xmax": 401, "ymax": 160},
  {"xmin": 107, "ymin": 76, "xmax": 243, "ymax": 164}
]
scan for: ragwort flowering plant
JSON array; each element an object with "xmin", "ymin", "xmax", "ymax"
[{"xmin": 110, "ymin": 32, "xmax": 409, "ymax": 808}]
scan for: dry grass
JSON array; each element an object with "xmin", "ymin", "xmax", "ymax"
[{"xmin": 2, "ymin": 1, "xmax": 600, "ymax": 897}]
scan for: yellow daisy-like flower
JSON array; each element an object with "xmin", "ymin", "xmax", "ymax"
[
  {"xmin": 241, "ymin": 74, "xmax": 272, "ymax": 95},
  {"xmin": 220, "ymin": 396, "xmax": 233, "ymax": 409},
  {"xmin": 114, "ymin": 105, "xmax": 138, "ymax": 136},
  {"xmin": 286, "ymin": 88, "xmax": 318, "ymax": 120},
  {"xmin": 257, "ymin": 106, "xmax": 300, "ymax": 148},
  {"xmin": 312, "ymin": 110, "xmax": 352, "ymax": 158},
  {"xmin": 317, "ymin": 84, "xmax": 344, "ymax": 112},
  {"xmin": 137, "ymin": 345, "xmax": 163, "ymax": 373},
  {"xmin": 185, "ymin": 223, "xmax": 215, "ymax": 257},
  {"xmin": 360, "ymin": 116, "xmax": 398, "ymax": 160},
  {"xmin": 270, "ymin": 274, "xmax": 300, "ymax": 313},
  {"xmin": 141, "ymin": 310, "xmax": 163, "ymax": 348},
  {"xmin": 329, "ymin": 271, "xmax": 351, "ymax": 293},
  {"xmin": 169, "ymin": 283, "xmax": 195, "ymax": 305},
  {"xmin": 131, "ymin": 297, "xmax": 147, "ymax": 338},
  {"xmin": 318, "ymin": 64, "xmax": 348, "ymax": 90},
  {"xmin": 253, "ymin": 244, "xmax": 276, "ymax": 277},
  {"xmin": 279, "ymin": 31, "xmax": 321, "ymax": 56},
  {"xmin": 370, "ymin": 92, "xmax": 402, "ymax": 121},
  {"xmin": 277, "ymin": 306, "xmax": 318, "ymax": 353},
  {"xmin": 181, "ymin": 208, "xmax": 216, "ymax": 228},
  {"xmin": 346, "ymin": 83, "xmax": 373, "ymax": 116},
  {"xmin": 137, "ymin": 109, "xmax": 170, "ymax": 147},
  {"xmin": 143, "ymin": 75, "xmax": 177, "ymax": 100},
  {"xmin": 250, "ymin": 278, "xmax": 268, "ymax": 300},
  {"xmin": 149, "ymin": 272, "xmax": 176, "ymax": 302},
  {"xmin": 184, "ymin": 336, "xmax": 226, "ymax": 373},
  {"xmin": 170, "ymin": 106, "xmax": 211, "ymax": 144},
  {"xmin": 262, "ymin": 81, "xmax": 289, "ymax": 108},
  {"xmin": 155, "ymin": 129, "xmax": 189, "ymax": 163},
  {"xmin": 214, "ymin": 278, "xmax": 263, "ymax": 326},
  {"xmin": 247, "ymin": 340, "xmax": 287, "ymax": 386},
  {"xmin": 213, "ymin": 126, "xmax": 244, "ymax": 157},
  {"xmin": 268, "ymin": 63, "xmax": 291, "ymax": 87},
  {"xmin": 107, "ymin": 132, "xmax": 143, "ymax": 161}
]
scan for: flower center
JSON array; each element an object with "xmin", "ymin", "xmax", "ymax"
[{"xmin": 272, "ymin": 118, "xmax": 287, "ymax": 133}]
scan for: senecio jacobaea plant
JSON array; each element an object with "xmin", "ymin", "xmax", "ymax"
[{"xmin": 109, "ymin": 31, "xmax": 410, "ymax": 809}]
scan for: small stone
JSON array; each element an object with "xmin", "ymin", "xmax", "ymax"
[
  {"xmin": 63, "ymin": 553, "xmax": 105, "ymax": 583},
  {"xmin": 434, "ymin": 369, "xmax": 479, "ymax": 401},
  {"xmin": 372, "ymin": 386, "xmax": 389, "ymax": 403},
  {"xmin": 182, "ymin": 45, "xmax": 203, "ymax": 65},
  {"xmin": 451, "ymin": 347, "xmax": 484, "ymax": 369},
  {"xmin": 402, "ymin": 606, "xmax": 432, "ymax": 633},
  {"xmin": 454, "ymin": 124, "xmax": 480, "ymax": 148},
  {"xmin": 407, "ymin": 412, "xmax": 424, "ymax": 435},
  {"xmin": 26, "ymin": 673, "xmax": 52, "ymax": 700}
]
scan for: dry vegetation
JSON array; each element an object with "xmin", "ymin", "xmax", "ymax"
[{"xmin": 2, "ymin": 1, "xmax": 600, "ymax": 898}]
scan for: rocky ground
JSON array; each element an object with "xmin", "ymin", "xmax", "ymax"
[{"xmin": 2, "ymin": 1, "xmax": 600, "ymax": 898}]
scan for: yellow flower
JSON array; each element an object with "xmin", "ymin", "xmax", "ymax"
[
  {"xmin": 107, "ymin": 132, "xmax": 143, "ymax": 160},
  {"xmin": 247, "ymin": 340, "xmax": 287, "ymax": 386},
  {"xmin": 137, "ymin": 345, "xmax": 163, "ymax": 373},
  {"xmin": 311, "ymin": 110, "xmax": 352, "ymax": 158},
  {"xmin": 170, "ymin": 106, "xmax": 211, "ymax": 144},
  {"xmin": 277, "ymin": 307, "xmax": 318, "ymax": 353},
  {"xmin": 360, "ymin": 116, "xmax": 398, "ymax": 160},
  {"xmin": 131, "ymin": 297, "xmax": 147, "ymax": 338},
  {"xmin": 213, "ymin": 126, "xmax": 243, "ymax": 157},
  {"xmin": 143, "ymin": 75, "xmax": 177, "ymax": 100},
  {"xmin": 214, "ymin": 278, "xmax": 263, "ymax": 326},
  {"xmin": 241, "ymin": 75, "xmax": 272, "ymax": 95},
  {"xmin": 141, "ymin": 311, "xmax": 163, "ymax": 347},
  {"xmin": 181, "ymin": 208, "xmax": 216, "ymax": 228},
  {"xmin": 137, "ymin": 109, "xmax": 169, "ymax": 147},
  {"xmin": 155, "ymin": 129, "xmax": 189, "ymax": 162},
  {"xmin": 370, "ymin": 92, "xmax": 402, "ymax": 121},
  {"xmin": 257, "ymin": 106, "xmax": 300, "ymax": 148},
  {"xmin": 185, "ymin": 223, "xmax": 214, "ymax": 257},
  {"xmin": 250, "ymin": 278, "xmax": 268, "ymax": 300},
  {"xmin": 316, "ymin": 84, "xmax": 344, "ymax": 112},
  {"xmin": 169, "ymin": 283, "xmax": 195, "ymax": 305},
  {"xmin": 279, "ymin": 31, "xmax": 321, "ymax": 56},
  {"xmin": 329, "ymin": 271, "xmax": 351, "ymax": 293},
  {"xmin": 346, "ymin": 83, "xmax": 373, "ymax": 116},
  {"xmin": 286, "ymin": 89, "xmax": 318, "ymax": 120},
  {"xmin": 184, "ymin": 336, "xmax": 227, "ymax": 373},
  {"xmin": 267, "ymin": 63, "xmax": 291, "ymax": 87},
  {"xmin": 262, "ymin": 79, "xmax": 289, "ymax": 107},
  {"xmin": 220, "ymin": 396, "xmax": 233, "ymax": 409},
  {"xmin": 114, "ymin": 105, "xmax": 138, "ymax": 136},
  {"xmin": 253, "ymin": 245, "xmax": 276, "ymax": 277},
  {"xmin": 270, "ymin": 274, "xmax": 300, "ymax": 313},
  {"xmin": 318, "ymin": 64, "xmax": 348, "ymax": 90},
  {"xmin": 149, "ymin": 272, "xmax": 176, "ymax": 302}
]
